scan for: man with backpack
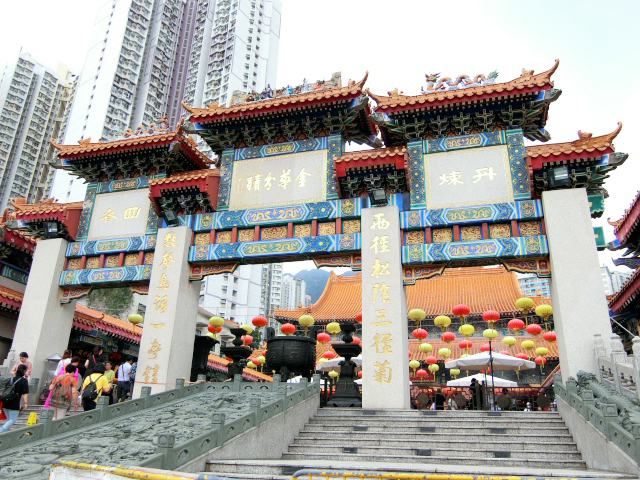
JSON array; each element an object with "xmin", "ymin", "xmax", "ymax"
[
  {"xmin": 116, "ymin": 357, "xmax": 133, "ymax": 403},
  {"xmin": 0, "ymin": 364, "xmax": 29, "ymax": 432},
  {"xmin": 81, "ymin": 363, "xmax": 109, "ymax": 411}
]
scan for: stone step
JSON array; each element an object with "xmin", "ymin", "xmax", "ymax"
[
  {"xmin": 279, "ymin": 452, "xmax": 587, "ymax": 469},
  {"xmin": 302, "ymin": 423, "xmax": 570, "ymax": 435},
  {"xmin": 315, "ymin": 409, "xmax": 561, "ymax": 418},
  {"xmin": 292, "ymin": 434, "xmax": 580, "ymax": 452},
  {"xmin": 308, "ymin": 418, "xmax": 566, "ymax": 428},
  {"xmin": 286, "ymin": 443, "xmax": 583, "ymax": 460},
  {"xmin": 205, "ymin": 459, "xmax": 623, "ymax": 478}
]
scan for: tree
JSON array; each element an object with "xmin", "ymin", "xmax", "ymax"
[{"xmin": 86, "ymin": 287, "xmax": 133, "ymax": 319}]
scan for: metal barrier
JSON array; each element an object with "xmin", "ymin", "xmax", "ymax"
[
  {"xmin": 50, "ymin": 461, "xmax": 238, "ymax": 480},
  {"xmin": 290, "ymin": 471, "xmax": 600, "ymax": 480}
]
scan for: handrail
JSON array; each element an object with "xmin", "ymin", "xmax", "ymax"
[{"xmin": 291, "ymin": 471, "xmax": 601, "ymax": 480}]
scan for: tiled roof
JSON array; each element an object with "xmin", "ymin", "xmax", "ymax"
[
  {"xmin": 608, "ymin": 187, "xmax": 640, "ymax": 244},
  {"xmin": 74, "ymin": 304, "xmax": 142, "ymax": 343},
  {"xmin": 149, "ymin": 169, "xmax": 220, "ymax": 186},
  {"xmin": 275, "ymin": 267, "xmax": 550, "ymax": 322},
  {"xmin": 335, "ymin": 146, "xmax": 407, "ymax": 164},
  {"xmin": 609, "ymin": 267, "xmax": 640, "ymax": 313},
  {"xmin": 367, "ymin": 60, "xmax": 558, "ymax": 113},
  {"xmin": 315, "ymin": 337, "xmax": 559, "ymax": 362},
  {"xmin": 527, "ymin": 123, "xmax": 621, "ymax": 161},
  {"xmin": 11, "ymin": 198, "xmax": 84, "ymax": 216},
  {"xmin": 208, "ymin": 353, "xmax": 273, "ymax": 382},
  {"xmin": 0, "ymin": 285, "xmax": 23, "ymax": 310},
  {"xmin": 51, "ymin": 122, "xmax": 211, "ymax": 166},
  {"xmin": 184, "ymin": 74, "xmax": 368, "ymax": 122}
]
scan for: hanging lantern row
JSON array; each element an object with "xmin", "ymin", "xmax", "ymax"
[{"xmin": 452, "ymin": 304, "xmax": 471, "ymax": 324}]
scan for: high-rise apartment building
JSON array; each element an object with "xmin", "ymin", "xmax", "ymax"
[
  {"xmin": 260, "ymin": 263, "xmax": 283, "ymax": 322},
  {"xmin": 281, "ymin": 275, "xmax": 309, "ymax": 311},
  {"xmin": 601, "ymin": 265, "xmax": 633, "ymax": 296},
  {"xmin": 0, "ymin": 53, "xmax": 76, "ymax": 212},
  {"xmin": 517, "ymin": 274, "xmax": 551, "ymax": 298},
  {"xmin": 51, "ymin": 0, "xmax": 281, "ymax": 203},
  {"xmin": 199, "ymin": 265, "xmax": 263, "ymax": 323}
]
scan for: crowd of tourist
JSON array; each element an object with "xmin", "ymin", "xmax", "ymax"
[{"xmin": 0, "ymin": 347, "xmax": 138, "ymax": 432}]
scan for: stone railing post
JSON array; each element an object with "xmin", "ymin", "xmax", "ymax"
[
  {"xmin": 272, "ymin": 374, "xmax": 281, "ymax": 390},
  {"xmin": 96, "ymin": 396, "xmax": 110, "ymax": 422},
  {"xmin": 175, "ymin": 378, "xmax": 185, "ymax": 397},
  {"xmin": 598, "ymin": 402, "xmax": 619, "ymax": 440},
  {"xmin": 140, "ymin": 386, "xmax": 152, "ymax": 408},
  {"xmin": 579, "ymin": 389, "xmax": 595, "ymax": 417},
  {"xmin": 276, "ymin": 385, "xmax": 287, "ymax": 398},
  {"xmin": 212, "ymin": 412, "xmax": 226, "ymax": 444},
  {"xmin": 157, "ymin": 434, "xmax": 176, "ymax": 470},
  {"xmin": 631, "ymin": 337, "xmax": 640, "ymax": 403},
  {"xmin": 196, "ymin": 374, "xmax": 206, "ymax": 383},
  {"xmin": 628, "ymin": 423, "xmax": 640, "ymax": 465},
  {"xmin": 232, "ymin": 374, "xmax": 242, "ymax": 392},
  {"xmin": 250, "ymin": 398, "xmax": 261, "ymax": 425},
  {"xmin": 610, "ymin": 334, "xmax": 627, "ymax": 394},
  {"xmin": 594, "ymin": 334, "xmax": 606, "ymax": 381},
  {"xmin": 40, "ymin": 407, "xmax": 54, "ymax": 438},
  {"xmin": 566, "ymin": 376, "xmax": 578, "ymax": 395}
]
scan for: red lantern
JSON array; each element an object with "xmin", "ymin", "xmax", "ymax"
[
  {"xmin": 535, "ymin": 356, "xmax": 546, "ymax": 366},
  {"xmin": 225, "ymin": 356, "xmax": 233, "ymax": 362},
  {"xmin": 412, "ymin": 328, "xmax": 428, "ymax": 340},
  {"xmin": 441, "ymin": 332, "xmax": 456, "ymax": 343},
  {"xmin": 483, "ymin": 310, "xmax": 500, "ymax": 324},
  {"xmin": 499, "ymin": 351, "xmax": 511, "ymax": 356},
  {"xmin": 242, "ymin": 335, "xmax": 253, "ymax": 345},
  {"xmin": 357, "ymin": 371, "xmax": 363, "ymax": 378},
  {"xmin": 416, "ymin": 369, "xmax": 428, "ymax": 378},
  {"xmin": 526, "ymin": 324, "xmax": 542, "ymax": 336},
  {"xmin": 207, "ymin": 325, "xmax": 217, "ymax": 333},
  {"xmin": 323, "ymin": 351, "xmax": 336, "ymax": 359},
  {"xmin": 516, "ymin": 353, "xmax": 529, "ymax": 360},
  {"xmin": 508, "ymin": 318, "xmax": 525, "ymax": 333},
  {"xmin": 459, "ymin": 340, "xmax": 469, "ymax": 350},
  {"xmin": 252, "ymin": 316, "xmax": 268, "ymax": 328},
  {"xmin": 352, "ymin": 336, "xmax": 361, "ymax": 345},
  {"xmin": 426, "ymin": 355, "xmax": 438, "ymax": 365},
  {"xmin": 317, "ymin": 332, "xmax": 331, "ymax": 344},
  {"xmin": 543, "ymin": 331, "xmax": 557, "ymax": 343},
  {"xmin": 355, "ymin": 312, "xmax": 363, "ymax": 324},
  {"xmin": 281, "ymin": 323, "xmax": 296, "ymax": 335},
  {"xmin": 408, "ymin": 351, "xmax": 413, "ymax": 358},
  {"xmin": 480, "ymin": 344, "xmax": 492, "ymax": 353},
  {"xmin": 452, "ymin": 304, "xmax": 471, "ymax": 318}
]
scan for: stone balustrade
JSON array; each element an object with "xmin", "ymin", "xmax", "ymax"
[{"xmin": 594, "ymin": 334, "xmax": 640, "ymax": 402}]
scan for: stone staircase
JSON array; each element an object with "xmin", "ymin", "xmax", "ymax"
[{"xmin": 205, "ymin": 408, "xmax": 633, "ymax": 480}]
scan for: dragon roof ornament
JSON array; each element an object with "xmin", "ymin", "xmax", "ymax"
[{"xmin": 422, "ymin": 70, "xmax": 499, "ymax": 93}]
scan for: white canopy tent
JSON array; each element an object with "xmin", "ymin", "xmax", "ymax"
[
  {"xmin": 445, "ymin": 351, "xmax": 535, "ymax": 371},
  {"xmin": 447, "ymin": 374, "xmax": 517, "ymax": 388},
  {"xmin": 316, "ymin": 354, "xmax": 362, "ymax": 372}
]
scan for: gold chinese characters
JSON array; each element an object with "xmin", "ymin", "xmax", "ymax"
[
  {"xmin": 439, "ymin": 167, "xmax": 498, "ymax": 186},
  {"xmin": 237, "ymin": 167, "xmax": 316, "ymax": 193}
]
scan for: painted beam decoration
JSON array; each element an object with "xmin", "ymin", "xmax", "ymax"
[
  {"xmin": 60, "ymin": 265, "xmax": 152, "ymax": 287},
  {"xmin": 67, "ymin": 235, "xmax": 156, "ymax": 257}
]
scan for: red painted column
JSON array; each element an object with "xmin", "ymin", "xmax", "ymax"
[
  {"xmin": 80, "ymin": 255, "xmax": 87, "ymax": 270},
  {"xmin": 511, "ymin": 220, "xmax": 519, "ymax": 237},
  {"xmin": 336, "ymin": 218, "xmax": 343, "ymax": 235},
  {"xmin": 210, "ymin": 229, "xmax": 216, "ymax": 244},
  {"xmin": 481, "ymin": 222, "xmax": 489, "ymax": 240},
  {"xmin": 118, "ymin": 252, "xmax": 125, "ymax": 267},
  {"xmin": 540, "ymin": 219, "xmax": 547, "ymax": 235},
  {"xmin": 231, "ymin": 227, "xmax": 238, "ymax": 243},
  {"xmin": 453, "ymin": 225, "xmax": 461, "ymax": 242},
  {"xmin": 254, "ymin": 226, "xmax": 261, "ymax": 241},
  {"xmin": 99, "ymin": 254, "xmax": 106, "ymax": 268},
  {"xmin": 287, "ymin": 222, "xmax": 294, "ymax": 238},
  {"xmin": 311, "ymin": 220, "xmax": 318, "ymax": 237},
  {"xmin": 138, "ymin": 251, "xmax": 145, "ymax": 265},
  {"xmin": 63, "ymin": 257, "xmax": 69, "ymax": 270},
  {"xmin": 424, "ymin": 227, "xmax": 432, "ymax": 244}
]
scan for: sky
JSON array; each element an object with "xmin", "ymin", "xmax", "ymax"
[{"xmin": 1, "ymin": 0, "xmax": 639, "ymax": 275}]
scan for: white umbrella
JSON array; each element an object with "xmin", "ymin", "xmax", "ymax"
[
  {"xmin": 316, "ymin": 354, "xmax": 362, "ymax": 372},
  {"xmin": 445, "ymin": 351, "xmax": 535, "ymax": 371},
  {"xmin": 447, "ymin": 374, "xmax": 517, "ymax": 388},
  {"xmin": 355, "ymin": 378, "xmax": 412, "ymax": 385}
]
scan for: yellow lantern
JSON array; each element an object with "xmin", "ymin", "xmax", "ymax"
[
  {"xmin": 483, "ymin": 328, "xmax": 499, "ymax": 340},
  {"xmin": 458, "ymin": 324, "xmax": 475, "ymax": 338},
  {"xmin": 408, "ymin": 309, "xmax": 426, "ymax": 328},
  {"xmin": 409, "ymin": 360, "xmax": 420, "ymax": 372},
  {"xmin": 419, "ymin": 343, "xmax": 433, "ymax": 354},
  {"xmin": 318, "ymin": 358, "xmax": 328, "ymax": 364},
  {"xmin": 515, "ymin": 297, "xmax": 535, "ymax": 314},
  {"xmin": 240, "ymin": 324, "xmax": 254, "ymax": 334},
  {"xmin": 450, "ymin": 368, "xmax": 461, "ymax": 378},
  {"xmin": 206, "ymin": 332, "xmax": 216, "ymax": 339},
  {"xmin": 128, "ymin": 313, "xmax": 143, "ymax": 326},
  {"xmin": 521, "ymin": 339, "xmax": 536, "ymax": 351},
  {"xmin": 247, "ymin": 361, "xmax": 257, "ymax": 369},
  {"xmin": 298, "ymin": 314, "xmax": 315, "ymax": 335},
  {"xmin": 535, "ymin": 304, "xmax": 553, "ymax": 320},
  {"xmin": 209, "ymin": 316, "xmax": 225, "ymax": 327},
  {"xmin": 434, "ymin": 315, "xmax": 451, "ymax": 332},
  {"xmin": 326, "ymin": 322, "xmax": 341, "ymax": 335},
  {"xmin": 328, "ymin": 370, "xmax": 339, "ymax": 379},
  {"xmin": 255, "ymin": 355, "xmax": 266, "ymax": 365},
  {"xmin": 438, "ymin": 347, "xmax": 452, "ymax": 359},
  {"xmin": 428, "ymin": 364, "xmax": 439, "ymax": 374},
  {"xmin": 535, "ymin": 346, "xmax": 549, "ymax": 357},
  {"xmin": 460, "ymin": 353, "xmax": 470, "ymax": 359},
  {"xmin": 502, "ymin": 336, "xmax": 517, "ymax": 352}
]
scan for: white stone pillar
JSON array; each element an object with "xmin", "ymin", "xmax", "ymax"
[
  {"xmin": 361, "ymin": 205, "xmax": 410, "ymax": 409},
  {"xmin": 542, "ymin": 189, "xmax": 613, "ymax": 379},
  {"xmin": 10, "ymin": 238, "xmax": 76, "ymax": 382},
  {"xmin": 133, "ymin": 226, "xmax": 200, "ymax": 397}
]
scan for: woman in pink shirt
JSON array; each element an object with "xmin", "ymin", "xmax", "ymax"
[{"xmin": 10, "ymin": 352, "xmax": 32, "ymax": 379}]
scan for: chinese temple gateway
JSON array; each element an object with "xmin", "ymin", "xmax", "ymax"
[{"xmin": 2, "ymin": 61, "xmax": 628, "ymax": 409}]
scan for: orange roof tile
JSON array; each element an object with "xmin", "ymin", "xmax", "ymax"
[
  {"xmin": 335, "ymin": 146, "xmax": 407, "ymax": 164},
  {"xmin": 149, "ymin": 169, "xmax": 220, "ymax": 186},
  {"xmin": 184, "ymin": 73, "xmax": 368, "ymax": 122},
  {"xmin": 74, "ymin": 303, "xmax": 143, "ymax": 340},
  {"xmin": 367, "ymin": 60, "xmax": 558, "ymax": 113},
  {"xmin": 208, "ymin": 353, "xmax": 273, "ymax": 381},
  {"xmin": 275, "ymin": 267, "xmax": 551, "ymax": 322},
  {"xmin": 11, "ymin": 198, "xmax": 84, "ymax": 216},
  {"xmin": 51, "ymin": 121, "xmax": 211, "ymax": 167},
  {"xmin": 527, "ymin": 123, "xmax": 621, "ymax": 160},
  {"xmin": 0, "ymin": 285, "xmax": 23, "ymax": 303}
]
